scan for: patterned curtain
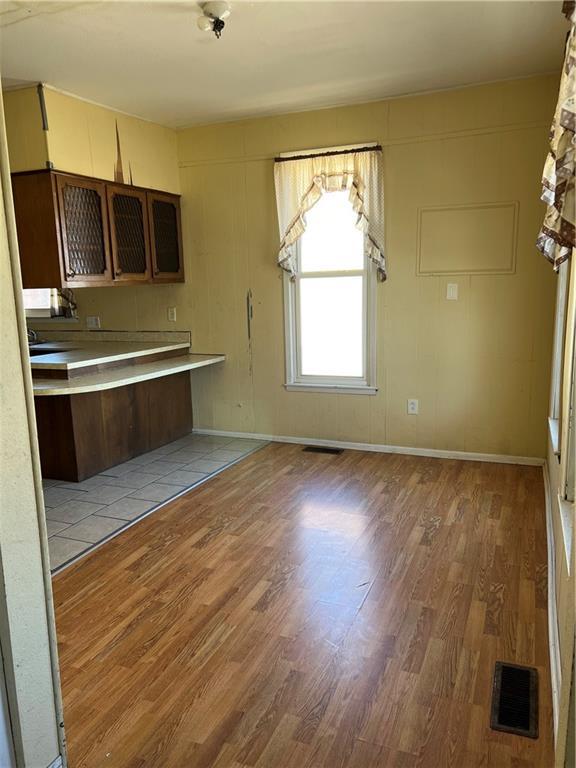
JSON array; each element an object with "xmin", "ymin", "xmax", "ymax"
[
  {"xmin": 274, "ymin": 146, "xmax": 386, "ymax": 281},
  {"xmin": 537, "ymin": 2, "xmax": 575, "ymax": 269}
]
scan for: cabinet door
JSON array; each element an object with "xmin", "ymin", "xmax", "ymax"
[
  {"xmin": 56, "ymin": 175, "xmax": 112, "ymax": 284},
  {"xmin": 147, "ymin": 192, "xmax": 184, "ymax": 282},
  {"xmin": 107, "ymin": 185, "xmax": 151, "ymax": 282},
  {"xmin": 11, "ymin": 171, "xmax": 64, "ymax": 289}
]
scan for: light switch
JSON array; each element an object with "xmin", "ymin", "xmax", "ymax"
[
  {"xmin": 167, "ymin": 307, "xmax": 177, "ymax": 322},
  {"xmin": 446, "ymin": 283, "xmax": 459, "ymax": 301},
  {"xmin": 86, "ymin": 315, "xmax": 101, "ymax": 329}
]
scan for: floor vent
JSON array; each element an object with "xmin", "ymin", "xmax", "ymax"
[
  {"xmin": 490, "ymin": 661, "xmax": 538, "ymax": 739},
  {"xmin": 303, "ymin": 446, "xmax": 343, "ymax": 455}
]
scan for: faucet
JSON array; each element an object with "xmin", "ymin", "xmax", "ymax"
[{"xmin": 27, "ymin": 329, "xmax": 38, "ymax": 344}]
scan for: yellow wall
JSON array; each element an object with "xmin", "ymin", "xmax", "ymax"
[
  {"xmin": 42, "ymin": 88, "xmax": 185, "ymax": 333},
  {"xmin": 5, "ymin": 76, "xmax": 559, "ymax": 458},
  {"xmin": 42, "ymin": 88, "xmax": 180, "ymax": 191},
  {"xmin": 3, "ymin": 85, "xmax": 179, "ymax": 189},
  {"xmin": 3, "ymin": 86, "xmax": 186, "ymax": 329},
  {"xmin": 176, "ymin": 75, "xmax": 558, "ymax": 458},
  {"xmin": 3, "ymin": 86, "xmax": 49, "ymax": 171}
]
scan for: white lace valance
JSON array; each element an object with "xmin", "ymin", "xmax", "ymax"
[{"xmin": 274, "ymin": 145, "xmax": 386, "ymax": 280}]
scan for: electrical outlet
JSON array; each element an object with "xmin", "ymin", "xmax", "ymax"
[
  {"xmin": 446, "ymin": 283, "xmax": 459, "ymax": 301},
  {"xmin": 407, "ymin": 398, "xmax": 419, "ymax": 415},
  {"xmin": 86, "ymin": 315, "xmax": 101, "ymax": 330},
  {"xmin": 167, "ymin": 307, "xmax": 177, "ymax": 322}
]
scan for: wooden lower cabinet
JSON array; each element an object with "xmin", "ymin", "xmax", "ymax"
[{"xmin": 35, "ymin": 372, "xmax": 192, "ymax": 481}]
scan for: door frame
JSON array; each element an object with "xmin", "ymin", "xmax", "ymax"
[{"xmin": 0, "ymin": 86, "xmax": 67, "ymax": 768}]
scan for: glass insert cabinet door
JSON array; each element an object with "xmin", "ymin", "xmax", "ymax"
[
  {"xmin": 147, "ymin": 191, "xmax": 184, "ymax": 282},
  {"xmin": 56, "ymin": 175, "xmax": 112, "ymax": 284},
  {"xmin": 107, "ymin": 185, "xmax": 151, "ymax": 282}
]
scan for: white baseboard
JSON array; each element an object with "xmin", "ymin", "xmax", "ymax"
[
  {"xmin": 193, "ymin": 428, "xmax": 545, "ymax": 467},
  {"xmin": 543, "ymin": 462, "xmax": 561, "ymax": 742}
]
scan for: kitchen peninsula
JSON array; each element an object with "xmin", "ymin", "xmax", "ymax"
[{"xmin": 31, "ymin": 335, "xmax": 224, "ymax": 481}]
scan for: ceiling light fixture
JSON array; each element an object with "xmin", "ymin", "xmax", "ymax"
[{"xmin": 197, "ymin": 1, "xmax": 231, "ymax": 39}]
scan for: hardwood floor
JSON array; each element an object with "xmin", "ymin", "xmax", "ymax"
[{"xmin": 53, "ymin": 444, "xmax": 554, "ymax": 768}]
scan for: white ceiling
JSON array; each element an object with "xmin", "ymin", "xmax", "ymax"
[{"xmin": 0, "ymin": 1, "xmax": 568, "ymax": 128}]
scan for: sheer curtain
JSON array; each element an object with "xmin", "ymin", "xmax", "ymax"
[{"xmin": 274, "ymin": 145, "xmax": 386, "ymax": 281}]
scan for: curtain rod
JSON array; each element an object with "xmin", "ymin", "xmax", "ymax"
[{"xmin": 274, "ymin": 145, "xmax": 382, "ymax": 163}]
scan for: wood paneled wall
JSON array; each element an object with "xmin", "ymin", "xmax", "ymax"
[{"xmin": 177, "ymin": 75, "xmax": 558, "ymax": 458}]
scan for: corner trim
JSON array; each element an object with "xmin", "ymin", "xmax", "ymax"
[
  {"xmin": 192, "ymin": 428, "xmax": 545, "ymax": 466},
  {"xmin": 543, "ymin": 461, "xmax": 561, "ymax": 742}
]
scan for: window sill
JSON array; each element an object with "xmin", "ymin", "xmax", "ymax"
[
  {"xmin": 548, "ymin": 417, "xmax": 560, "ymax": 456},
  {"xmin": 558, "ymin": 494, "xmax": 574, "ymax": 575},
  {"xmin": 285, "ymin": 383, "xmax": 378, "ymax": 395}
]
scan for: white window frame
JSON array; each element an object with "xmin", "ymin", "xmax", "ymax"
[
  {"xmin": 564, "ymin": 329, "xmax": 575, "ymax": 502},
  {"xmin": 558, "ymin": 321, "xmax": 575, "ymax": 573},
  {"xmin": 549, "ymin": 260, "xmax": 571, "ymax": 454},
  {"xmin": 284, "ymin": 234, "xmax": 377, "ymax": 395},
  {"xmin": 22, "ymin": 288, "xmax": 54, "ymax": 319},
  {"xmin": 22, "ymin": 288, "xmax": 78, "ymax": 322}
]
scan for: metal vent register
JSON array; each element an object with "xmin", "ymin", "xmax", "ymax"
[{"xmin": 490, "ymin": 661, "xmax": 538, "ymax": 739}]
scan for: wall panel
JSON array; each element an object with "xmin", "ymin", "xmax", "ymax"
[
  {"xmin": 178, "ymin": 75, "xmax": 557, "ymax": 458},
  {"xmin": 7, "ymin": 76, "xmax": 559, "ymax": 458}
]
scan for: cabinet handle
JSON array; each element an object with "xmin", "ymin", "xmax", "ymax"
[{"xmin": 66, "ymin": 270, "xmax": 76, "ymax": 279}]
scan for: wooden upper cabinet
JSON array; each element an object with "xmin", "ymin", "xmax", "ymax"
[
  {"xmin": 11, "ymin": 171, "xmax": 64, "ymax": 289},
  {"xmin": 11, "ymin": 170, "xmax": 184, "ymax": 288},
  {"xmin": 107, "ymin": 185, "xmax": 151, "ymax": 282},
  {"xmin": 148, "ymin": 191, "xmax": 184, "ymax": 282},
  {"xmin": 56, "ymin": 175, "xmax": 112, "ymax": 285}
]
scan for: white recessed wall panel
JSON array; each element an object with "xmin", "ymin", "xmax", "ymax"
[{"xmin": 417, "ymin": 201, "xmax": 518, "ymax": 275}]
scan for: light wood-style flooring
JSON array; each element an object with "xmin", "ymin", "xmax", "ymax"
[{"xmin": 53, "ymin": 444, "xmax": 553, "ymax": 768}]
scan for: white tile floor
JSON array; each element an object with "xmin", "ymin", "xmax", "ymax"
[{"xmin": 43, "ymin": 433, "xmax": 267, "ymax": 572}]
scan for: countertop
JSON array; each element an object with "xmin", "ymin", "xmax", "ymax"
[
  {"xmin": 33, "ymin": 354, "xmax": 226, "ymax": 396},
  {"xmin": 29, "ymin": 340, "xmax": 191, "ymax": 370}
]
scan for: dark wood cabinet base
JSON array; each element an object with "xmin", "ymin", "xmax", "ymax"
[{"xmin": 34, "ymin": 372, "xmax": 193, "ymax": 481}]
